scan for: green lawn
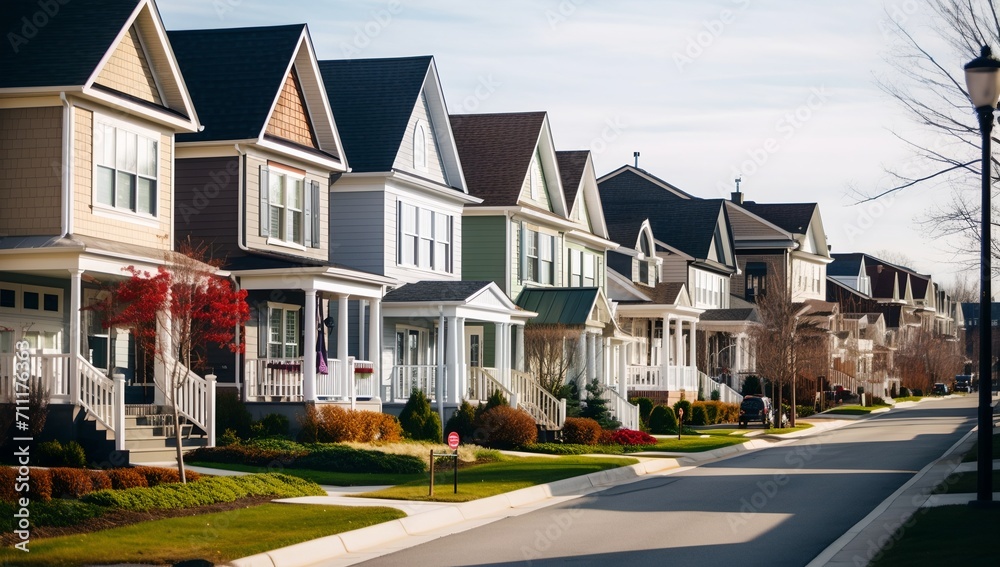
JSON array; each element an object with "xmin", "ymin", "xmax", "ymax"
[
  {"xmin": 0, "ymin": 503, "xmax": 405, "ymax": 566},
  {"xmin": 938, "ymin": 469, "xmax": 1000, "ymax": 493},
  {"xmin": 187, "ymin": 461, "xmax": 425, "ymax": 486},
  {"xmin": 823, "ymin": 405, "xmax": 878, "ymax": 415},
  {"xmin": 892, "ymin": 396, "xmax": 923, "ymax": 402},
  {"xmin": 961, "ymin": 434, "xmax": 1000, "ymax": 462},
  {"xmin": 644, "ymin": 436, "xmax": 751, "ymax": 452},
  {"xmin": 868, "ymin": 505, "xmax": 1000, "ymax": 566},
  {"xmin": 357, "ymin": 455, "xmax": 637, "ymax": 502},
  {"xmin": 690, "ymin": 428, "xmax": 749, "ymax": 436},
  {"xmin": 765, "ymin": 423, "xmax": 814, "ymax": 435}
]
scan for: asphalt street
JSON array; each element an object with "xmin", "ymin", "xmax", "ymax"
[{"xmin": 341, "ymin": 397, "xmax": 977, "ymax": 567}]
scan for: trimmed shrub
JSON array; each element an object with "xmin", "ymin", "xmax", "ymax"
[
  {"xmin": 297, "ymin": 405, "xmax": 321, "ymax": 443},
  {"xmin": 476, "ymin": 406, "xmax": 537, "ymax": 449},
  {"xmin": 36, "ymin": 440, "xmax": 87, "ymax": 468},
  {"xmin": 187, "ymin": 443, "xmax": 425, "ymax": 474},
  {"xmin": 132, "ymin": 466, "xmax": 201, "ymax": 486},
  {"xmin": 185, "ymin": 444, "xmax": 306, "ymax": 467},
  {"xmin": 561, "ymin": 417, "xmax": 603, "ymax": 445},
  {"xmin": 601, "ymin": 429, "xmax": 657, "ymax": 446},
  {"xmin": 710, "ymin": 390, "xmax": 721, "ymax": 401},
  {"xmin": 316, "ymin": 406, "xmax": 403, "ymax": 443},
  {"xmin": 631, "ymin": 397, "xmax": 654, "ymax": 426},
  {"xmin": 216, "ymin": 390, "xmax": 253, "ymax": 439},
  {"xmin": 29, "ymin": 468, "xmax": 52, "ymax": 502},
  {"xmin": 718, "ymin": 403, "xmax": 740, "ymax": 424},
  {"xmin": 899, "ymin": 386, "xmax": 911, "ymax": 398},
  {"xmin": 673, "ymin": 399, "xmax": 692, "ymax": 424},
  {"xmin": 106, "ymin": 468, "xmax": 148, "ymax": 490},
  {"xmin": 219, "ymin": 428, "xmax": 241, "ymax": 447},
  {"xmin": 63, "ymin": 441, "xmax": 87, "ymax": 468},
  {"xmin": 796, "ymin": 405, "xmax": 816, "ymax": 418},
  {"xmin": 250, "ymin": 413, "xmax": 289, "ymax": 439},
  {"xmin": 82, "ymin": 473, "xmax": 324, "ymax": 511},
  {"xmin": 50, "ymin": 467, "xmax": 93, "ymax": 498},
  {"xmin": 0, "ymin": 499, "xmax": 106, "ymax": 531},
  {"xmin": 690, "ymin": 404, "xmax": 708, "ymax": 426},
  {"xmin": 0, "ymin": 467, "xmax": 16, "ymax": 502},
  {"xmin": 695, "ymin": 401, "xmax": 717, "ymax": 424},
  {"xmin": 445, "ymin": 400, "xmax": 478, "ymax": 443},
  {"xmin": 399, "ymin": 390, "xmax": 442, "ymax": 442},
  {"xmin": 648, "ymin": 405, "xmax": 677, "ymax": 434},
  {"xmin": 88, "ymin": 470, "xmax": 112, "ymax": 492}
]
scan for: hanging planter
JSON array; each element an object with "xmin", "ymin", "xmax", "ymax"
[{"xmin": 353, "ymin": 361, "xmax": 374, "ymax": 376}]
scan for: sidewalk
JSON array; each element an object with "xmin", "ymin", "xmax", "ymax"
[
  {"xmin": 220, "ymin": 419, "xmax": 854, "ymax": 567},
  {"xmin": 807, "ymin": 398, "xmax": 1000, "ymax": 567}
]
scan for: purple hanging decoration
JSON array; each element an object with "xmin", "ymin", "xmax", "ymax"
[{"xmin": 316, "ymin": 297, "xmax": 329, "ymax": 375}]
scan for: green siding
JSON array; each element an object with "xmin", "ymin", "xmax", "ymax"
[{"xmin": 462, "ymin": 215, "xmax": 507, "ymax": 292}]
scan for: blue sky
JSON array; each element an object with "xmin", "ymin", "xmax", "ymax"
[{"xmin": 158, "ymin": 0, "xmax": 971, "ymax": 285}]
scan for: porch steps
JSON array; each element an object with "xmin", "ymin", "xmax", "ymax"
[{"xmin": 124, "ymin": 411, "xmax": 208, "ymax": 465}]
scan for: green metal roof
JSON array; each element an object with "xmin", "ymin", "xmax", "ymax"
[{"xmin": 514, "ymin": 287, "xmax": 599, "ymax": 326}]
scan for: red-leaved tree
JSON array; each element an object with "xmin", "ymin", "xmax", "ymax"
[{"xmin": 101, "ymin": 246, "xmax": 249, "ymax": 481}]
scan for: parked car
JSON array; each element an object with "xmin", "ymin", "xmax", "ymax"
[
  {"xmin": 739, "ymin": 396, "xmax": 772, "ymax": 428},
  {"xmin": 931, "ymin": 383, "xmax": 949, "ymax": 396},
  {"xmin": 953, "ymin": 375, "xmax": 974, "ymax": 393}
]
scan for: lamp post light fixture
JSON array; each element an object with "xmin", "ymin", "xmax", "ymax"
[{"xmin": 964, "ymin": 45, "xmax": 1000, "ymax": 505}]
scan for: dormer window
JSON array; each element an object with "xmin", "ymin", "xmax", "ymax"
[{"xmin": 413, "ymin": 121, "xmax": 428, "ymax": 171}]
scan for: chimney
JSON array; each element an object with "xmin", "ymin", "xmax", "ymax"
[{"xmin": 731, "ymin": 177, "xmax": 743, "ymax": 204}]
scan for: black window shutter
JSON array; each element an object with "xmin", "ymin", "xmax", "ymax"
[{"xmin": 310, "ymin": 181, "xmax": 321, "ymax": 248}]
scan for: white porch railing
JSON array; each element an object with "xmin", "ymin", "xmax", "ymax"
[
  {"xmin": 669, "ymin": 366, "xmax": 698, "ymax": 391},
  {"xmin": 245, "ymin": 357, "xmax": 304, "ymax": 401},
  {"xmin": 0, "ymin": 353, "xmax": 71, "ymax": 403},
  {"xmin": 698, "ymin": 371, "xmax": 743, "ymax": 404},
  {"xmin": 352, "ymin": 360, "xmax": 377, "ymax": 399},
  {"xmin": 78, "ymin": 356, "xmax": 120, "ymax": 447},
  {"xmin": 171, "ymin": 362, "xmax": 216, "ymax": 446},
  {"xmin": 315, "ymin": 359, "xmax": 345, "ymax": 399},
  {"xmin": 468, "ymin": 366, "xmax": 514, "ymax": 403},
  {"xmin": 600, "ymin": 384, "xmax": 639, "ymax": 431},
  {"xmin": 391, "ymin": 364, "xmax": 440, "ymax": 402},
  {"xmin": 510, "ymin": 369, "xmax": 566, "ymax": 430},
  {"xmin": 627, "ymin": 365, "xmax": 663, "ymax": 389}
]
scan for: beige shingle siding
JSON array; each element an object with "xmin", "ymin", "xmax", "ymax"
[
  {"xmin": 94, "ymin": 26, "xmax": 162, "ymax": 105},
  {"xmin": 72, "ymin": 107, "xmax": 172, "ymax": 250},
  {"xmin": 0, "ymin": 107, "xmax": 63, "ymax": 236},
  {"xmin": 265, "ymin": 69, "xmax": 317, "ymax": 148}
]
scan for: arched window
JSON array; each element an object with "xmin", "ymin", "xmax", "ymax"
[
  {"xmin": 639, "ymin": 232, "xmax": 651, "ymax": 257},
  {"xmin": 413, "ymin": 122, "xmax": 428, "ymax": 171}
]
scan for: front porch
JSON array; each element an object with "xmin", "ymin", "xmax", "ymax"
[{"xmin": 243, "ymin": 356, "xmax": 378, "ymax": 403}]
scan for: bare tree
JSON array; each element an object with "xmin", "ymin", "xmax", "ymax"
[
  {"xmin": 896, "ymin": 327, "xmax": 965, "ymax": 391},
  {"xmin": 873, "ymin": 0, "xmax": 1000, "ymax": 273},
  {"xmin": 523, "ymin": 325, "xmax": 584, "ymax": 396}
]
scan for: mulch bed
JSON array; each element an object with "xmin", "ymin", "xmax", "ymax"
[{"xmin": 0, "ymin": 495, "xmax": 278, "ymax": 547}]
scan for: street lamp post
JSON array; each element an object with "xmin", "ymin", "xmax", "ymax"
[{"xmin": 964, "ymin": 45, "xmax": 1000, "ymax": 505}]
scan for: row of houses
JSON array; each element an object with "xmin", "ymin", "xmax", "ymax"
[{"xmin": 0, "ymin": 0, "xmax": 965, "ymax": 462}]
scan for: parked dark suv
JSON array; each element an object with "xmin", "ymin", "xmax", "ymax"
[{"xmin": 739, "ymin": 396, "xmax": 772, "ymax": 428}]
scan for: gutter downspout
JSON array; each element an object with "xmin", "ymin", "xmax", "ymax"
[
  {"xmin": 60, "ymin": 92, "xmax": 73, "ymax": 237},
  {"xmin": 233, "ymin": 144, "xmax": 249, "ymax": 400}
]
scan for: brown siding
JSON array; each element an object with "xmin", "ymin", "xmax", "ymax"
[
  {"xmin": 0, "ymin": 107, "xmax": 63, "ymax": 236},
  {"xmin": 175, "ymin": 157, "xmax": 241, "ymax": 258},
  {"xmin": 94, "ymin": 26, "xmax": 162, "ymax": 105},
  {"xmin": 265, "ymin": 69, "xmax": 317, "ymax": 148}
]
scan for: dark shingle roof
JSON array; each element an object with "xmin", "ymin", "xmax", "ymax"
[
  {"xmin": 602, "ymin": 197, "xmax": 729, "ymax": 262},
  {"xmin": 864, "ymin": 258, "xmax": 905, "ymax": 300},
  {"xmin": 169, "ymin": 25, "xmax": 305, "ymax": 144},
  {"xmin": 382, "ymin": 281, "xmax": 492, "ymax": 303},
  {"xmin": 514, "ymin": 287, "xmax": 598, "ymax": 325},
  {"xmin": 699, "ymin": 308, "xmax": 760, "ymax": 323},
  {"xmin": 598, "ymin": 166, "xmax": 696, "ymax": 200},
  {"xmin": 556, "ymin": 150, "xmax": 588, "ymax": 205},
  {"xmin": 450, "ymin": 112, "xmax": 545, "ymax": 207},
  {"xmin": 739, "ymin": 202, "xmax": 816, "ymax": 235},
  {"xmin": 319, "ymin": 56, "xmax": 431, "ymax": 173},
  {"xmin": 616, "ymin": 281, "xmax": 686, "ymax": 305},
  {"xmin": 0, "ymin": 0, "xmax": 139, "ymax": 88},
  {"xmin": 829, "ymin": 253, "xmax": 866, "ymax": 277}
]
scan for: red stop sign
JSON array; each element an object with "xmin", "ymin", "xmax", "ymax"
[{"xmin": 447, "ymin": 431, "xmax": 460, "ymax": 449}]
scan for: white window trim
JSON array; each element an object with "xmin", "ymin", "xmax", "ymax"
[
  {"xmin": 266, "ymin": 302, "xmax": 301, "ymax": 359},
  {"xmin": 0, "ymin": 282, "xmax": 63, "ymax": 318},
  {"xmin": 91, "ymin": 112, "xmax": 161, "ymax": 220},
  {"xmin": 397, "ymin": 202, "xmax": 453, "ymax": 274},
  {"xmin": 266, "ymin": 164, "xmax": 307, "ymax": 247}
]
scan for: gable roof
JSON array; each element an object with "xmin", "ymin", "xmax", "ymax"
[
  {"xmin": 597, "ymin": 165, "xmax": 696, "ymax": 200},
  {"xmin": 738, "ymin": 202, "xmax": 817, "ymax": 235},
  {"xmin": 514, "ymin": 287, "xmax": 600, "ymax": 325},
  {"xmin": 319, "ymin": 56, "xmax": 431, "ymax": 173},
  {"xmin": 382, "ymin": 280, "xmax": 493, "ymax": 303},
  {"xmin": 169, "ymin": 24, "xmax": 339, "ymax": 160},
  {"xmin": 0, "ymin": 0, "xmax": 140, "ymax": 88},
  {"xmin": 450, "ymin": 112, "xmax": 548, "ymax": 207},
  {"xmin": 829, "ymin": 253, "xmax": 866, "ymax": 277},
  {"xmin": 616, "ymin": 281, "xmax": 687, "ymax": 305},
  {"xmin": 557, "ymin": 151, "xmax": 588, "ymax": 205},
  {"xmin": 603, "ymin": 197, "xmax": 733, "ymax": 266},
  {"xmin": 700, "ymin": 307, "xmax": 760, "ymax": 323}
]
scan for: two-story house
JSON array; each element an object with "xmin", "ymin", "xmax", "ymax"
[
  {"xmin": 452, "ymin": 112, "xmax": 623, "ymax": 429},
  {"xmin": 318, "ymin": 56, "xmax": 531, "ymax": 419},
  {"xmin": 169, "ymin": 25, "xmax": 395, "ymax": 419},
  {"xmin": 0, "ymin": 0, "xmax": 211, "ymax": 461}
]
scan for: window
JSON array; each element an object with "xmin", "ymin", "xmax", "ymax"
[
  {"xmin": 521, "ymin": 227, "xmax": 555, "ymax": 285},
  {"xmin": 746, "ymin": 262, "xmax": 767, "ymax": 301},
  {"xmin": 583, "ymin": 253, "xmax": 595, "ymax": 287},
  {"xmin": 94, "ymin": 118, "xmax": 158, "ymax": 215},
  {"xmin": 267, "ymin": 305, "xmax": 299, "ymax": 359},
  {"xmin": 413, "ymin": 121, "xmax": 428, "ymax": 171},
  {"xmin": 0, "ymin": 283, "xmax": 62, "ymax": 316},
  {"xmin": 260, "ymin": 165, "xmax": 320, "ymax": 248},
  {"xmin": 568, "ymin": 249, "xmax": 596, "ymax": 287},
  {"xmin": 398, "ymin": 203, "xmax": 453, "ymax": 272},
  {"xmin": 638, "ymin": 258, "xmax": 649, "ymax": 285}
]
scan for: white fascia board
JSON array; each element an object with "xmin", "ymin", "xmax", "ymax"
[{"xmin": 257, "ymin": 138, "xmax": 344, "ymax": 172}]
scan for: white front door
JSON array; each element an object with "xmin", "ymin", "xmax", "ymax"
[{"xmin": 466, "ymin": 326, "xmax": 483, "ymax": 368}]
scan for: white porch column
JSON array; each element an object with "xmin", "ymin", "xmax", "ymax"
[
  {"xmin": 602, "ymin": 337, "xmax": 611, "ymax": 386},
  {"xmin": 437, "ymin": 311, "xmax": 445, "ymax": 416},
  {"xmin": 69, "ymin": 269, "xmax": 82, "ymax": 404},
  {"xmin": 453, "ymin": 317, "xmax": 465, "ymax": 403},
  {"xmin": 368, "ymin": 298, "xmax": 381, "ymax": 388},
  {"xmin": 514, "ymin": 324, "xmax": 525, "ymax": 372},
  {"xmin": 303, "ymin": 290, "xmax": 317, "ymax": 402},
  {"xmin": 446, "ymin": 316, "xmax": 459, "ymax": 403},
  {"xmin": 338, "ymin": 294, "xmax": 349, "ymax": 400},
  {"xmin": 675, "ymin": 319, "xmax": 684, "ymax": 366},
  {"xmin": 578, "ymin": 332, "xmax": 588, "ymax": 396},
  {"xmin": 499, "ymin": 322, "xmax": 510, "ymax": 387},
  {"xmin": 494, "ymin": 322, "xmax": 504, "ymax": 382},
  {"xmin": 586, "ymin": 332, "xmax": 597, "ymax": 385},
  {"xmin": 689, "ymin": 320, "xmax": 697, "ymax": 369},
  {"xmin": 358, "ymin": 300, "xmax": 366, "ymax": 362},
  {"xmin": 660, "ymin": 315, "xmax": 670, "ymax": 380},
  {"xmin": 617, "ymin": 342, "xmax": 628, "ymax": 397}
]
